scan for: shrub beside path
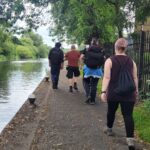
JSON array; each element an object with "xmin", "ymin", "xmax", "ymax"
[{"xmin": 0, "ymin": 69, "xmax": 149, "ymax": 150}]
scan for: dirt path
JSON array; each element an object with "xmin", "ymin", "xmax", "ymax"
[{"xmin": 0, "ymin": 69, "xmax": 149, "ymax": 150}]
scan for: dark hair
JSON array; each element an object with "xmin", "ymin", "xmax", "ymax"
[{"xmin": 55, "ymin": 42, "xmax": 61, "ymax": 48}]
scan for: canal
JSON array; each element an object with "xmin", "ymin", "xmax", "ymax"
[{"xmin": 0, "ymin": 59, "xmax": 48, "ymax": 133}]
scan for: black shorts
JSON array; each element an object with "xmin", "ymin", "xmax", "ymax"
[{"xmin": 66, "ymin": 66, "xmax": 80, "ymax": 79}]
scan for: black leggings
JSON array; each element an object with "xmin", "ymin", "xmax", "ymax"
[
  {"xmin": 107, "ymin": 101, "xmax": 135, "ymax": 138},
  {"xmin": 83, "ymin": 77, "xmax": 99, "ymax": 102}
]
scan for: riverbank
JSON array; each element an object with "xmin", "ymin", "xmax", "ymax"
[{"xmin": 0, "ymin": 69, "xmax": 150, "ymax": 150}]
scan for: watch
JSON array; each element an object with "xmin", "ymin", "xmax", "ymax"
[{"xmin": 101, "ymin": 91, "xmax": 106, "ymax": 94}]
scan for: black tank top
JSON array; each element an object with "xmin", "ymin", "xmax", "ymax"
[{"xmin": 107, "ymin": 55, "xmax": 136, "ymax": 102}]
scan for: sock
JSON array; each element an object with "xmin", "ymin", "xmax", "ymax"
[{"xmin": 74, "ymin": 82, "xmax": 78, "ymax": 90}]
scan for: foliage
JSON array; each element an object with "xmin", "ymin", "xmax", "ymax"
[
  {"xmin": 134, "ymin": 102, "xmax": 150, "ymax": 143},
  {"xmin": 37, "ymin": 44, "xmax": 50, "ymax": 58},
  {"xmin": 0, "ymin": 26, "xmax": 49, "ymax": 61},
  {"xmin": 27, "ymin": 0, "xmax": 150, "ymax": 44},
  {"xmin": 16, "ymin": 45, "xmax": 34, "ymax": 59}
]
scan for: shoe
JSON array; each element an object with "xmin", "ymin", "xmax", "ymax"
[
  {"xmin": 89, "ymin": 101, "xmax": 96, "ymax": 105},
  {"xmin": 85, "ymin": 97, "xmax": 91, "ymax": 104},
  {"xmin": 52, "ymin": 84, "xmax": 58, "ymax": 89},
  {"xmin": 128, "ymin": 146, "xmax": 135, "ymax": 150},
  {"xmin": 127, "ymin": 138, "xmax": 135, "ymax": 150},
  {"xmin": 69, "ymin": 86, "xmax": 73, "ymax": 93},
  {"xmin": 74, "ymin": 82, "xmax": 78, "ymax": 90},
  {"xmin": 103, "ymin": 127, "xmax": 114, "ymax": 136}
]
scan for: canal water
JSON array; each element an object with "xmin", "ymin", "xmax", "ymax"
[{"xmin": 0, "ymin": 59, "xmax": 49, "ymax": 133}]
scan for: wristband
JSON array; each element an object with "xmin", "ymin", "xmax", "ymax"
[{"xmin": 101, "ymin": 91, "xmax": 106, "ymax": 94}]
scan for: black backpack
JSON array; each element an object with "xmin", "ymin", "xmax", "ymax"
[
  {"xmin": 114, "ymin": 58, "xmax": 136, "ymax": 96},
  {"xmin": 84, "ymin": 46, "xmax": 104, "ymax": 69},
  {"xmin": 49, "ymin": 48, "xmax": 63, "ymax": 65}
]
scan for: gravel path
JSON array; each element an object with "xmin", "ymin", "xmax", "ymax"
[{"xmin": 0, "ymin": 69, "xmax": 149, "ymax": 150}]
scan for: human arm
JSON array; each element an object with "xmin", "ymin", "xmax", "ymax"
[
  {"xmin": 100, "ymin": 58, "xmax": 112, "ymax": 102},
  {"xmin": 60, "ymin": 50, "xmax": 64, "ymax": 69},
  {"xmin": 132, "ymin": 61, "xmax": 139, "ymax": 103},
  {"xmin": 79, "ymin": 54, "xmax": 84, "ymax": 69},
  {"xmin": 133, "ymin": 61, "xmax": 138, "ymax": 93},
  {"xmin": 64, "ymin": 52, "xmax": 68, "ymax": 61},
  {"xmin": 48, "ymin": 50, "xmax": 51, "ymax": 67}
]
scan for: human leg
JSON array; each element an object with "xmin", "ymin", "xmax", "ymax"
[
  {"xmin": 104, "ymin": 101, "xmax": 119, "ymax": 135},
  {"xmin": 90, "ymin": 77, "xmax": 99, "ymax": 103},
  {"xmin": 83, "ymin": 77, "xmax": 91, "ymax": 103},
  {"xmin": 73, "ymin": 67, "xmax": 80, "ymax": 90},
  {"xmin": 120, "ymin": 101, "xmax": 135, "ymax": 149},
  {"xmin": 107, "ymin": 101, "xmax": 119, "ymax": 128},
  {"xmin": 51, "ymin": 65, "xmax": 60, "ymax": 89},
  {"xmin": 66, "ymin": 66, "xmax": 74, "ymax": 92}
]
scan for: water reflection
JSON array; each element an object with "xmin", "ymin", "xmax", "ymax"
[{"xmin": 0, "ymin": 59, "xmax": 48, "ymax": 133}]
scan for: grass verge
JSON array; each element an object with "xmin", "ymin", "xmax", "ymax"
[{"xmin": 133, "ymin": 100, "xmax": 150, "ymax": 143}]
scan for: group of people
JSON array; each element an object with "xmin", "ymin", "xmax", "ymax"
[{"xmin": 48, "ymin": 38, "xmax": 138, "ymax": 150}]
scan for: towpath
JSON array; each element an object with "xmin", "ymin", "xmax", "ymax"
[{"xmin": 0, "ymin": 69, "xmax": 148, "ymax": 150}]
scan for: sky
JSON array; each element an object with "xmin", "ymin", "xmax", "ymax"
[
  {"xmin": 36, "ymin": 26, "xmax": 53, "ymax": 46},
  {"xmin": 36, "ymin": 26, "xmax": 71, "ymax": 49}
]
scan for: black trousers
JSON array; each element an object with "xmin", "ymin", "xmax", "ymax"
[
  {"xmin": 107, "ymin": 101, "xmax": 135, "ymax": 137},
  {"xmin": 83, "ymin": 77, "xmax": 99, "ymax": 102}
]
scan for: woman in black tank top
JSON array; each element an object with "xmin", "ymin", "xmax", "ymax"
[{"xmin": 100, "ymin": 38, "xmax": 138, "ymax": 150}]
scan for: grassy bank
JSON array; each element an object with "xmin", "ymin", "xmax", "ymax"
[{"xmin": 134, "ymin": 100, "xmax": 150, "ymax": 143}]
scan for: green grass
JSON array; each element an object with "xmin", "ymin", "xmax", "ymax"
[
  {"xmin": 133, "ymin": 101, "xmax": 150, "ymax": 143},
  {"xmin": 97, "ymin": 78, "xmax": 102, "ymax": 94}
]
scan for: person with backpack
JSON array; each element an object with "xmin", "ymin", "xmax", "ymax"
[
  {"xmin": 65, "ymin": 45, "xmax": 81, "ymax": 92},
  {"xmin": 100, "ymin": 38, "xmax": 138, "ymax": 150},
  {"xmin": 80, "ymin": 39, "xmax": 104, "ymax": 105},
  {"xmin": 48, "ymin": 42, "xmax": 64, "ymax": 89}
]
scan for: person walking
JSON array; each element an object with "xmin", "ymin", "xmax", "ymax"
[
  {"xmin": 65, "ymin": 45, "xmax": 81, "ymax": 92},
  {"xmin": 81, "ymin": 39, "xmax": 104, "ymax": 105},
  {"xmin": 48, "ymin": 42, "xmax": 64, "ymax": 89},
  {"xmin": 100, "ymin": 38, "xmax": 138, "ymax": 150}
]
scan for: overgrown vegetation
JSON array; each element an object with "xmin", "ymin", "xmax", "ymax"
[
  {"xmin": 134, "ymin": 100, "xmax": 150, "ymax": 143},
  {"xmin": 0, "ymin": 26, "xmax": 49, "ymax": 61}
]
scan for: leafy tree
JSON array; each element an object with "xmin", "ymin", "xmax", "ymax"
[{"xmin": 28, "ymin": 0, "xmax": 150, "ymax": 42}]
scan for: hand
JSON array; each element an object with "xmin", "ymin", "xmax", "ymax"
[
  {"xmin": 100, "ymin": 93, "xmax": 107, "ymax": 102},
  {"xmin": 135, "ymin": 91, "xmax": 139, "ymax": 105}
]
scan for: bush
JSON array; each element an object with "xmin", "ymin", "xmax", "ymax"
[
  {"xmin": 16, "ymin": 45, "xmax": 33, "ymax": 59},
  {"xmin": 37, "ymin": 44, "xmax": 49, "ymax": 58},
  {"xmin": 134, "ymin": 102, "xmax": 150, "ymax": 143},
  {"xmin": 0, "ymin": 55, "xmax": 7, "ymax": 61}
]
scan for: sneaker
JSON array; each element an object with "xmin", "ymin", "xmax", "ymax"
[
  {"xmin": 127, "ymin": 138, "xmax": 135, "ymax": 150},
  {"xmin": 103, "ymin": 127, "xmax": 114, "ymax": 136}
]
